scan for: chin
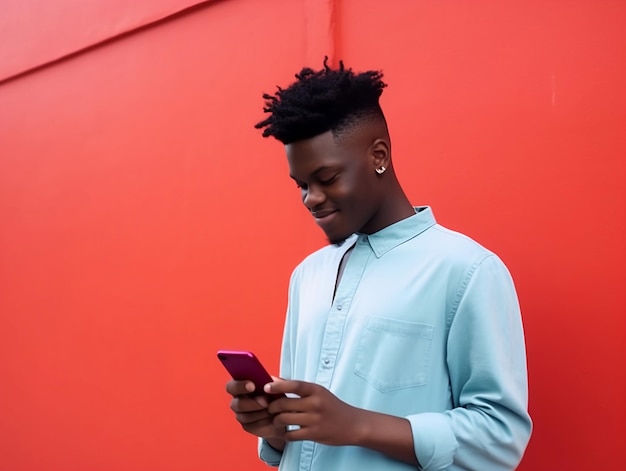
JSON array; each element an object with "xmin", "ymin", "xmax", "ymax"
[{"xmin": 324, "ymin": 231, "xmax": 350, "ymax": 246}]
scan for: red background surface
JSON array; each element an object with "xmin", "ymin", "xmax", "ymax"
[{"xmin": 1, "ymin": 1, "xmax": 624, "ymax": 469}]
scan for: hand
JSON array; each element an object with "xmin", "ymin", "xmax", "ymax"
[
  {"xmin": 225, "ymin": 379, "xmax": 287, "ymax": 444},
  {"xmin": 264, "ymin": 380, "xmax": 362, "ymax": 446}
]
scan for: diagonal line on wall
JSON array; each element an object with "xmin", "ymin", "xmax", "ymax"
[{"xmin": 0, "ymin": 0, "xmax": 227, "ymax": 86}]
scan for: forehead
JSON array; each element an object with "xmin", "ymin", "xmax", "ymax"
[
  {"xmin": 286, "ymin": 130, "xmax": 340, "ymax": 157},
  {"xmin": 285, "ymin": 131, "xmax": 361, "ymax": 176}
]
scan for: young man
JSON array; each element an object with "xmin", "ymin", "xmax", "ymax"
[{"xmin": 225, "ymin": 60, "xmax": 532, "ymax": 470}]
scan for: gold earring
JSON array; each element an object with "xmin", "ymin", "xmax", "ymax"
[{"xmin": 375, "ymin": 166, "xmax": 386, "ymax": 175}]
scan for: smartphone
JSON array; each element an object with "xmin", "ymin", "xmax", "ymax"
[{"xmin": 217, "ymin": 350, "xmax": 283, "ymax": 397}]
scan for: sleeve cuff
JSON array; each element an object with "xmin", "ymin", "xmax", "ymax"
[
  {"xmin": 407, "ymin": 413, "xmax": 458, "ymax": 470},
  {"xmin": 258, "ymin": 438, "xmax": 283, "ymax": 467}
]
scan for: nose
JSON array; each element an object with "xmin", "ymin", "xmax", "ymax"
[{"xmin": 302, "ymin": 184, "xmax": 325, "ymax": 210}]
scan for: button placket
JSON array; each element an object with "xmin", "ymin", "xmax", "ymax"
[{"xmin": 315, "ymin": 236, "xmax": 372, "ymax": 388}]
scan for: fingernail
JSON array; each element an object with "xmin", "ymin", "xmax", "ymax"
[
  {"xmin": 245, "ymin": 382, "xmax": 255, "ymax": 392},
  {"xmin": 263, "ymin": 383, "xmax": 271, "ymax": 393}
]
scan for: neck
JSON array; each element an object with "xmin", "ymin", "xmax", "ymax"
[{"xmin": 362, "ymin": 182, "xmax": 415, "ymax": 235}]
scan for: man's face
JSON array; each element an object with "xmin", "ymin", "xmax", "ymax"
[{"xmin": 286, "ymin": 130, "xmax": 383, "ymax": 244}]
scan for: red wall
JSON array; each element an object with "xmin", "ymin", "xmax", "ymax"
[{"xmin": 1, "ymin": 1, "xmax": 624, "ymax": 470}]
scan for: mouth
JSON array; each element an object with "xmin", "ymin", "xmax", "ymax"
[
  {"xmin": 312, "ymin": 209, "xmax": 338, "ymax": 227},
  {"xmin": 312, "ymin": 208, "xmax": 336, "ymax": 219}
]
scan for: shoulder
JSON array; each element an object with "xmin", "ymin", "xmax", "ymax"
[
  {"xmin": 428, "ymin": 225, "xmax": 517, "ymax": 290},
  {"xmin": 405, "ymin": 223, "xmax": 516, "ymax": 289},
  {"xmin": 419, "ymin": 223, "xmax": 495, "ymax": 264}
]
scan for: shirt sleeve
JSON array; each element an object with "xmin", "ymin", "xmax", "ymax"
[
  {"xmin": 258, "ymin": 439, "xmax": 283, "ymax": 467},
  {"xmin": 407, "ymin": 254, "xmax": 532, "ymax": 470}
]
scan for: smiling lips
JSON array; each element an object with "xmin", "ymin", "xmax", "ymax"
[{"xmin": 312, "ymin": 209, "xmax": 338, "ymax": 226}]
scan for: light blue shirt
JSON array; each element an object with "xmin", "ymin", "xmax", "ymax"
[{"xmin": 260, "ymin": 207, "xmax": 531, "ymax": 470}]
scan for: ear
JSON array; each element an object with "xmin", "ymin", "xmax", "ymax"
[{"xmin": 370, "ymin": 138, "xmax": 391, "ymax": 172}]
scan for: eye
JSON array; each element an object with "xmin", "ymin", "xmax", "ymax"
[
  {"xmin": 318, "ymin": 174, "xmax": 338, "ymax": 186},
  {"xmin": 295, "ymin": 181, "xmax": 308, "ymax": 190}
]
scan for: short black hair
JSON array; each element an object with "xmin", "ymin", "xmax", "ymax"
[{"xmin": 255, "ymin": 58, "xmax": 387, "ymax": 144}]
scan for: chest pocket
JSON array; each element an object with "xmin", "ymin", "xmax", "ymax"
[{"xmin": 354, "ymin": 316, "xmax": 433, "ymax": 393}]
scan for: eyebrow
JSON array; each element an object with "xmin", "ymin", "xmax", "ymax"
[{"xmin": 289, "ymin": 165, "xmax": 336, "ymax": 181}]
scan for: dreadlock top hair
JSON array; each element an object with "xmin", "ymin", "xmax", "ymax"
[{"xmin": 255, "ymin": 58, "xmax": 388, "ymax": 145}]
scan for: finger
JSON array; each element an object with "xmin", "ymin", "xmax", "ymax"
[
  {"xmin": 283, "ymin": 427, "xmax": 317, "ymax": 442},
  {"xmin": 241, "ymin": 416, "xmax": 275, "ymax": 434},
  {"xmin": 241, "ymin": 418, "xmax": 286, "ymax": 440},
  {"xmin": 267, "ymin": 395, "xmax": 308, "ymax": 415},
  {"xmin": 235, "ymin": 409, "xmax": 274, "ymax": 425},
  {"xmin": 283, "ymin": 426, "xmax": 311, "ymax": 443},
  {"xmin": 272, "ymin": 411, "xmax": 314, "ymax": 428},
  {"xmin": 230, "ymin": 396, "xmax": 268, "ymax": 414},
  {"xmin": 255, "ymin": 395, "xmax": 269, "ymax": 408},
  {"xmin": 264, "ymin": 379, "xmax": 314, "ymax": 396},
  {"xmin": 226, "ymin": 380, "xmax": 256, "ymax": 396}
]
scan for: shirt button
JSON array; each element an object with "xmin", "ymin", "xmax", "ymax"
[
  {"xmin": 323, "ymin": 358, "xmax": 331, "ymax": 366},
  {"xmin": 337, "ymin": 304, "xmax": 342, "ymax": 311}
]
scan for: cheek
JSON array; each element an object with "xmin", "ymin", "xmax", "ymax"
[
  {"xmin": 330, "ymin": 166, "xmax": 377, "ymax": 208},
  {"xmin": 330, "ymin": 181, "xmax": 355, "ymax": 205},
  {"xmin": 334, "ymin": 183, "xmax": 371, "ymax": 214}
]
